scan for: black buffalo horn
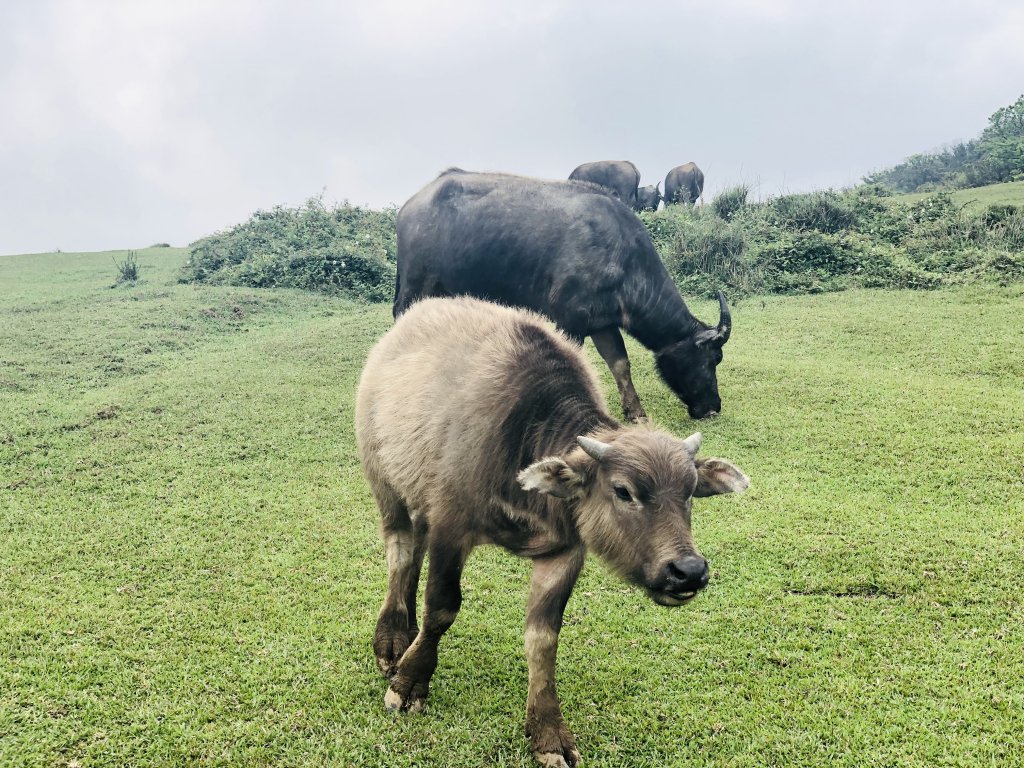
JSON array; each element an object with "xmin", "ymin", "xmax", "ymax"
[{"xmin": 716, "ymin": 291, "xmax": 732, "ymax": 344}]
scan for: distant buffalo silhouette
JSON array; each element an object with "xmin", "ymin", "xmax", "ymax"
[
  {"xmin": 664, "ymin": 162, "xmax": 704, "ymax": 206},
  {"xmin": 636, "ymin": 183, "xmax": 661, "ymax": 211},
  {"xmin": 569, "ymin": 160, "xmax": 641, "ymax": 210}
]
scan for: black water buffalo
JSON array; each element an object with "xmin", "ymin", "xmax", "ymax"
[
  {"xmin": 568, "ymin": 160, "xmax": 641, "ymax": 209},
  {"xmin": 358, "ymin": 296, "xmax": 749, "ymax": 768},
  {"xmin": 664, "ymin": 162, "xmax": 704, "ymax": 205},
  {"xmin": 394, "ymin": 169, "xmax": 734, "ymax": 421},
  {"xmin": 636, "ymin": 183, "xmax": 662, "ymax": 211}
]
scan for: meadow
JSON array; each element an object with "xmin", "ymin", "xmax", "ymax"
[
  {"xmin": 893, "ymin": 180, "xmax": 1024, "ymax": 209},
  {"xmin": 1, "ymin": 247, "xmax": 1022, "ymax": 767}
]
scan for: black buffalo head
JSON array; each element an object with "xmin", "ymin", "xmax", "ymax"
[
  {"xmin": 635, "ymin": 184, "xmax": 661, "ymax": 212},
  {"xmin": 654, "ymin": 292, "xmax": 732, "ymax": 419}
]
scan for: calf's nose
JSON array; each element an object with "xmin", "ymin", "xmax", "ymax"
[{"xmin": 666, "ymin": 556, "xmax": 710, "ymax": 591}]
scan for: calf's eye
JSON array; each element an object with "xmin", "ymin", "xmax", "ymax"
[{"xmin": 613, "ymin": 485, "xmax": 633, "ymax": 502}]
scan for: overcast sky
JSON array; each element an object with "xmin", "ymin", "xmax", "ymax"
[{"xmin": 2, "ymin": 0, "xmax": 1022, "ymax": 255}]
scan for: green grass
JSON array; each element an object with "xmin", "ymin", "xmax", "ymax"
[
  {"xmin": 2, "ymin": 251, "xmax": 1022, "ymax": 766},
  {"xmin": 894, "ymin": 180, "xmax": 1024, "ymax": 209}
]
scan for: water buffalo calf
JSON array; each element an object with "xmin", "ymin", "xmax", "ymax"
[{"xmin": 356, "ymin": 296, "xmax": 749, "ymax": 768}]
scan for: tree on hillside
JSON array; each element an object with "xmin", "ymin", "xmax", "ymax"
[
  {"xmin": 970, "ymin": 94, "xmax": 1024, "ymax": 186},
  {"xmin": 865, "ymin": 94, "xmax": 1024, "ymax": 192},
  {"xmin": 983, "ymin": 95, "xmax": 1024, "ymax": 140}
]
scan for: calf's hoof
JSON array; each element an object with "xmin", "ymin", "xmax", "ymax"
[
  {"xmin": 373, "ymin": 626, "xmax": 417, "ymax": 678},
  {"xmin": 528, "ymin": 722, "xmax": 580, "ymax": 767},
  {"xmin": 384, "ymin": 678, "xmax": 428, "ymax": 714},
  {"xmin": 532, "ymin": 747, "xmax": 581, "ymax": 768}
]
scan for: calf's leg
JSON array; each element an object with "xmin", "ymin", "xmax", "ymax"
[
  {"xmin": 404, "ymin": 517, "xmax": 428, "ymax": 638},
  {"xmin": 373, "ymin": 490, "xmax": 423, "ymax": 677},
  {"xmin": 385, "ymin": 535, "xmax": 470, "ymax": 713},
  {"xmin": 524, "ymin": 548, "xmax": 585, "ymax": 768},
  {"xmin": 590, "ymin": 326, "xmax": 646, "ymax": 422}
]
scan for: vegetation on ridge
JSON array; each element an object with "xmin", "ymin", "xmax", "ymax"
[
  {"xmin": 864, "ymin": 94, "xmax": 1024, "ymax": 193},
  {"xmin": 643, "ymin": 186, "xmax": 1024, "ymax": 298},
  {"xmin": 181, "ymin": 197, "xmax": 397, "ymax": 302},
  {"xmin": 179, "ymin": 96, "xmax": 1024, "ymax": 303},
  {"xmin": 181, "ymin": 185, "xmax": 1023, "ymax": 303}
]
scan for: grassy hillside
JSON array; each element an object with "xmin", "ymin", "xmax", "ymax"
[
  {"xmin": 893, "ymin": 180, "xmax": 1024, "ymax": 209},
  {"xmin": 2, "ymin": 250, "xmax": 1022, "ymax": 767}
]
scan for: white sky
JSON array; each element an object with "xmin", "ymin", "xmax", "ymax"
[{"xmin": 2, "ymin": 0, "xmax": 1023, "ymax": 255}]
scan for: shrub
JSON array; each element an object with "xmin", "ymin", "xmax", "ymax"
[
  {"xmin": 182, "ymin": 197, "xmax": 397, "ymax": 302},
  {"xmin": 977, "ymin": 251, "xmax": 1024, "ymax": 281},
  {"xmin": 754, "ymin": 231, "xmax": 860, "ymax": 276},
  {"xmin": 991, "ymin": 210, "xmax": 1024, "ymax": 251},
  {"xmin": 764, "ymin": 191, "xmax": 857, "ymax": 233},
  {"xmin": 907, "ymin": 191, "xmax": 957, "ymax": 223},
  {"xmin": 644, "ymin": 206, "xmax": 761, "ymax": 297},
  {"xmin": 182, "ymin": 183, "xmax": 1024, "ymax": 303},
  {"xmin": 711, "ymin": 185, "xmax": 750, "ymax": 221},
  {"xmin": 113, "ymin": 251, "xmax": 139, "ymax": 283},
  {"xmin": 861, "ymin": 260, "xmax": 944, "ymax": 290},
  {"xmin": 982, "ymin": 203, "xmax": 1021, "ymax": 227},
  {"xmin": 849, "ymin": 191, "xmax": 911, "ymax": 245},
  {"xmin": 648, "ymin": 185, "xmax": 1022, "ymax": 295}
]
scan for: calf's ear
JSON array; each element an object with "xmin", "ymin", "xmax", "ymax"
[
  {"xmin": 518, "ymin": 457, "xmax": 583, "ymax": 498},
  {"xmin": 693, "ymin": 457, "xmax": 749, "ymax": 497}
]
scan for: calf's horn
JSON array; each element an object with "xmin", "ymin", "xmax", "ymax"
[
  {"xmin": 577, "ymin": 436, "xmax": 611, "ymax": 462},
  {"xmin": 681, "ymin": 432, "xmax": 702, "ymax": 455}
]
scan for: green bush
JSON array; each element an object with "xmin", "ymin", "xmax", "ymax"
[
  {"xmin": 113, "ymin": 251, "xmax": 139, "ymax": 284},
  {"xmin": 645, "ymin": 185, "xmax": 1024, "ymax": 296},
  {"xmin": 981, "ymin": 203, "xmax": 1019, "ymax": 227},
  {"xmin": 642, "ymin": 206, "xmax": 762, "ymax": 297},
  {"xmin": 754, "ymin": 231, "xmax": 860, "ymax": 276},
  {"xmin": 182, "ymin": 184, "xmax": 1023, "ymax": 303},
  {"xmin": 764, "ymin": 191, "xmax": 857, "ymax": 233},
  {"xmin": 182, "ymin": 197, "xmax": 396, "ymax": 302},
  {"xmin": 977, "ymin": 250, "xmax": 1024, "ymax": 282},
  {"xmin": 711, "ymin": 184, "xmax": 750, "ymax": 221},
  {"xmin": 992, "ymin": 210, "xmax": 1024, "ymax": 251}
]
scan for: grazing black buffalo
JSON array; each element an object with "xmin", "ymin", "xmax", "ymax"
[
  {"xmin": 568, "ymin": 160, "xmax": 641, "ymax": 209},
  {"xmin": 358, "ymin": 296, "xmax": 749, "ymax": 768},
  {"xmin": 394, "ymin": 169, "xmax": 734, "ymax": 421},
  {"xmin": 664, "ymin": 162, "xmax": 704, "ymax": 205},
  {"xmin": 636, "ymin": 183, "xmax": 662, "ymax": 211}
]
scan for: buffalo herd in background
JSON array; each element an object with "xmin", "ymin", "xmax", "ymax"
[
  {"xmin": 569, "ymin": 159, "xmax": 705, "ymax": 211},
  {"xmin": 394, "ymin": 167, "xmax": 730, "ymax": 422}
]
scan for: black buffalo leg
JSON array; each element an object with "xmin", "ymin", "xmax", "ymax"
[{"xmin": 590, "ymin": 326, "xmax": 647, "ymax": 422}]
